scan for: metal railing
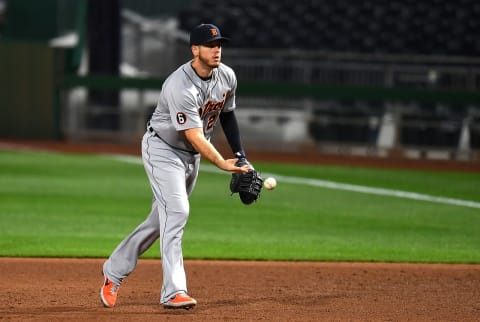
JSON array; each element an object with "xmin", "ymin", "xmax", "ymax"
[{"xmin": 58, "ymin": 12, "xmax": 480, "ymax": 160}]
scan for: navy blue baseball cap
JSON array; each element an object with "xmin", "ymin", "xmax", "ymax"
[{"xmin": 189, "ymin": 24, "xmax": 229, "ymax": 46}]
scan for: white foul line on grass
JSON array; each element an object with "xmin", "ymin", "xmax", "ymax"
[{"xmin": 110, "ymin": 155, "xmax": 480, "ymax": 210}]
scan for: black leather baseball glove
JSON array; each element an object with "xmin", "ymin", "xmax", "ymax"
[{"xmin": 230, "ymin": 158, "xmax": 263, "ymax": 205}]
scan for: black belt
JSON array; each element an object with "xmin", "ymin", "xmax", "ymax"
[{"xmin": 147, "ymin": 122, "xmax": 199, "ymax": 155}]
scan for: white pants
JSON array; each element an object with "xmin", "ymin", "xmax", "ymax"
[{"xmin": 103, "ymin": 131, "xmax": 200, "ymax": 303}]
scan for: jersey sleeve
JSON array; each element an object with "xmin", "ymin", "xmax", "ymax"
[{"xmin": 163, "ymin": 83, "xmax": 203, "ymax": 131}]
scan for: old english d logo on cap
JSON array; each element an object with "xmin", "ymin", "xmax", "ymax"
[{"xmin": 190, "ymin": 24, "xmax": 230, "ymax": 45}]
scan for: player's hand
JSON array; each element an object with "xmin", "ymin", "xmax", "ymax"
[{"xmin": 224, "ymin": 158, "xmax": 251, "ymax": 173}]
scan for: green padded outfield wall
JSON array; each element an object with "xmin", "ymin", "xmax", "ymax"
[
  {"xmin": 0, "ymin": 42, "xmax": 61, "ymax": 139},
  {"xmin": 0, "ymin": 0, "xmax": 73, "ymax": 139}
]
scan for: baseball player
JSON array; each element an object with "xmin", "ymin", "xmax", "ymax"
[{"xmin": 100, "ymin": 23, "xmax": 253, "ymax": 310}]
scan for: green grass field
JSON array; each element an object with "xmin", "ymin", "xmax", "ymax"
[{"xmin": 1, "ymin": 149, "xmax": 479, "ymax": 263}]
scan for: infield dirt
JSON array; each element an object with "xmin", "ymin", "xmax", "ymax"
[{"xmin": 1, "ymin": 258, "xmax": 480, "ymax": 321}]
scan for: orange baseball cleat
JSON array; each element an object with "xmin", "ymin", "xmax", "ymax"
[{"xmin": 100, "ymin": 276, "xmax": 120, "ymax": 308}]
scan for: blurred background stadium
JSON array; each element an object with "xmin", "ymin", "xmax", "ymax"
[{"xmin": 1, "ymin": 0, "xmax": 479, "ymax": 161}]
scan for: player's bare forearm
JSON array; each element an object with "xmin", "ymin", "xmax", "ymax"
[{"xmin": 184, "ymin": 128, "xmax": 249, "ymax": 173}]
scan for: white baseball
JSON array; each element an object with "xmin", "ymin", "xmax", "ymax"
[{"xmin": 263, "ymin": 177, "xmax": 277, "ymax": 190}]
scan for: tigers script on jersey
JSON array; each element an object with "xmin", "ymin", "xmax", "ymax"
[{"xmin": 149, "ymin": 61, "xmax": 237, "ymax": 153}]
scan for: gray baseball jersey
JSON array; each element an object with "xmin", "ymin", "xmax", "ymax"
[
  {"xmin": 149, "ymin": 61, "xmax": 237, "ymax": 153},
  {"xmin": 103, "ymin": 60, "xmax": 238, "ymax": 304}
]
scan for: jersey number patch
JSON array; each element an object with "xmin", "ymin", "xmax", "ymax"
[{"xmin": 176, "ymin": 112, "xmax": 187, "ymax": 125}]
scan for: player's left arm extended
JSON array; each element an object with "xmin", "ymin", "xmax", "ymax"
[
  {"xmin": 219, "ymin": 111, "xmax": 263, "ymax": 204},
  {"xmin": 219, "ymin": 111, "xmax": 245, "ymax": 158},
  {"xmin": 220, "ymin": 111, "xmax": 257, "ymax": 170}
]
